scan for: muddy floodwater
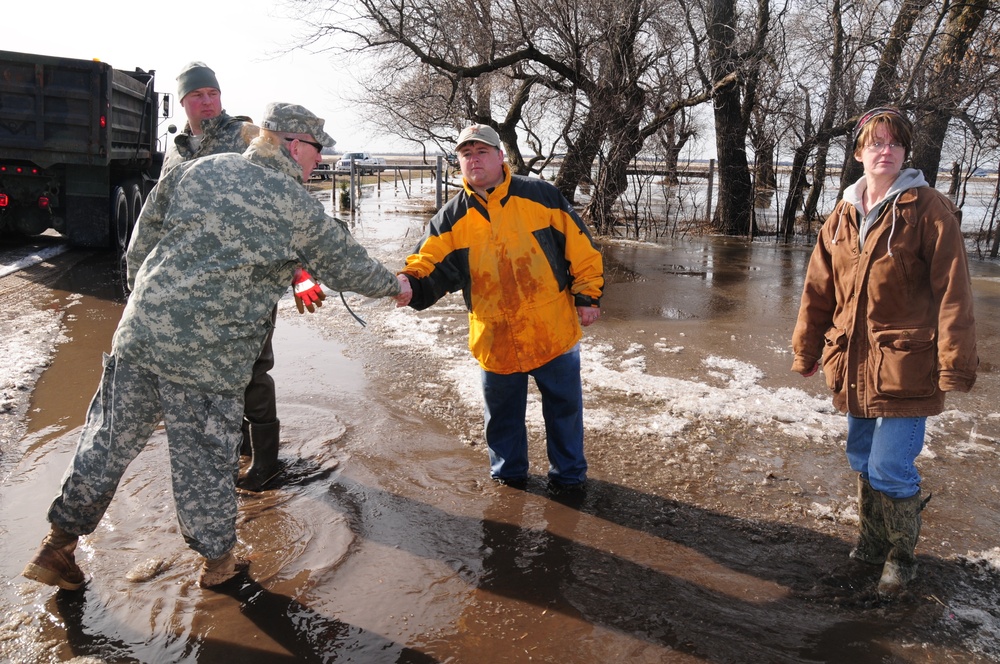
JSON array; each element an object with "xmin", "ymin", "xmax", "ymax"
[{"xmin": 2, "ymin": 180, "xmax": 1000, "ymax": 663}]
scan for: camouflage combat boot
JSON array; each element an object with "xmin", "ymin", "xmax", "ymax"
[
  {"xmin": 849, "ymin": 475, "xmax": 889, "ymax": 565},
  {"xmin": 877, "ymin": 490, "xmax": 927, "ymax": 597},
  {"xmin": 237, "ymin": 419, "xmax": 283, "ymax": 492},
  {"xmin": 22, "ymin": 524, "xmax": 86, "ymax": 590}
]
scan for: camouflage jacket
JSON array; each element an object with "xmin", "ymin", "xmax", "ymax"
[
  {"xmin": 116, "ymin": 137, "xmax": 400, "ymax": 394},
  {"xmin": 161, "ymin": 110, "xmax": 260, "ymax": 174}
]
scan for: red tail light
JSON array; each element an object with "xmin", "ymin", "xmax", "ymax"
[
  {"xmin": 0, "ymin": 165, "xmax": 42, "ymax": 175},
  {"xmin": 0, "ymin": 193, "xmax": 8, "ymax": 207}
]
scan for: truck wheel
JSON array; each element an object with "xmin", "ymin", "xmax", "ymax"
[
  {"xmin": 127, "ymin": 183, "xmax": 143, "ymax": 232},
  {"xmin": 109, "ymin": 186, "xmax": 131, "ymax": 292},
  {"xmin": 111, "ymin": 187, "xmax": 130, "ymax": 254}
]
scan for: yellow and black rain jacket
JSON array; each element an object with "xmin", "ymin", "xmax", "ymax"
[{"xmin": 402, "ymin": 165, "xmax": 604, "ymax": 375}]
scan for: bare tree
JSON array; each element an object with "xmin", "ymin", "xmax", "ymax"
[
  {"xmin": 283, "ymin": 0, "xmax": 1000, "ymax": 244},
  {"xmin": 689, "ymin": 0, "xmax": 777, "ymax": 236},
  {"xmin": 777, "ymin": 0, "xmax": 849, "ymax": 240},
  {"xmin": 909, "ymin": 0, "xmax": 993, "ymax": 185}
]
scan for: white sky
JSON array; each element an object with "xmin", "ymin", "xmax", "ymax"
[{"xmin": 4, "ymin": 0, "xmax": 408, "ymax": 154}]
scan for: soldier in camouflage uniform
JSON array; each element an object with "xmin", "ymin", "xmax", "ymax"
[
  {"xmin": 161, "ymin": 61, "xmax": 259, "ymax": 174},
  {"xmin": 22, "ymin": 102, "xmax": 407, "ymax": 590},
  {"xmin": 162, "ymin": 62, "xmax": 321, "ymax": 492}
]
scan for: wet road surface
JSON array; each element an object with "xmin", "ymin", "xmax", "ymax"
[{"xmin": 2, "ymin": 183, "xmax": 1000, "ymax": 662}]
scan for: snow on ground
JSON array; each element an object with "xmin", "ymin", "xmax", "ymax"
[
  {"xmin": 379, "ymin": 303, "xmax": 858, "ymax": 449},
  {"xmin": 0, "ymin": 296, "xmax": 71, "ymax": 423}
]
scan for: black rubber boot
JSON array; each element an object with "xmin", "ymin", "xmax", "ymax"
[
  {"xmin": 237, "ymin": 420, "xmax": 283, "ymax": 492},
  {"xmin": 877, "ymin": 490, "xmax": 926, "ymax": 597},
  {"xmin": 241, "ymin": 306, "xmax": 277, "ymax": 459},
  {"xmin": 850, "ymin": 475, "xmax": 889, "ymax": 565},
  {"xmin": 240, "ymin": 418, "xmax": 252, "ymax": 457}
]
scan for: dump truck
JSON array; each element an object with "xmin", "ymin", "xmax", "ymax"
[{"xmin": 0, "ymin": 49, "xmax": 168, "ymax": 250}]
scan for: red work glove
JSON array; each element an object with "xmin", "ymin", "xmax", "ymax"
[{"xmin": 293, "ymin": 267, "xmax": 326, "ymax": 314}]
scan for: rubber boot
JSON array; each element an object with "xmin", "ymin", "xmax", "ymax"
[
  {"xmin": 22, "ymin": 524, "xmax": 86, "ymax": 590},
  {"xmin": 240, "ymin": 418, "xmax": 252, "ymax": 457},
  {"xmin": 849, "ymin": 475, "xmax": 889, "ymax": 565},
  {"xmin": 198, "ymin": 551, "xmax": 250, "ymax": 588},
  {"xmin": 237, "ymin": 419, "xmax": 283, "ymax": 492},
  {"xmin": 877, "ymin": 491, "xmax": 925, "ymax": 597}
]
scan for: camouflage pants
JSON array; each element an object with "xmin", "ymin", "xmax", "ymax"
[{"xmin": 48, "ymin": 353, "xmax": 243, "ymax": 559}]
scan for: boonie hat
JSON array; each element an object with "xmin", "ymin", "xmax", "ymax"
[
  {"xmin": 176, "ymin": 62, "xmax": 220, "ymax": 101},
  {"xmin": 456, "ymin": 124, "xmax": 502, "ymax": 150},
  {"xmin": 260, "ymin": 102, "xmax": 336, "ymax": 147}
]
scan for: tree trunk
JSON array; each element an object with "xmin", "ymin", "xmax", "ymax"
[
  {"xmin": 584, "ymin": 93, "xmax": 646, "ymax": 235},
  {"xmin": 554, "ymin": 109, "xmax": 605, "ymax": 204},
  {"xmin": 707, "ymin": 0, "xmax": 755, "ymax": 236},
  {"xmin": 780, "ymin": 143, "xmax": 812, "ymax": 241},
  {"xmin": 909, "ymin": 0, "xmax": 990, "ymax": 186},
  {"xmin": 804, "ymin": 142, "xmax": 831, "ymax": 223},
  {"xmin": 841, "ymin": 0, "xmax": 933, "ymax": 189},
  {"xmin": 711, "ymin": 88, "xmax": 755, "ymax": 235},
  {"xmin": 656, "ymin": 116, "xmax": 693, "ymax": 186}
]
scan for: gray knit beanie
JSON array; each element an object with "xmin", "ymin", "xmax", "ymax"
[{"xmin": 176, "ymin": 62, "xmax": 220, "ymax": 101}]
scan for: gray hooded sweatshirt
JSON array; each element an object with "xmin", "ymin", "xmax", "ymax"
[{"xmin": 842, "ymin": 167, "xmax": 928, "ymax": 246}]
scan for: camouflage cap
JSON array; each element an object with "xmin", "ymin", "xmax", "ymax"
[
  {"xmin": 456, "ymin": 124, "xmax": 501, "ymax": 150},
  {"xmin": 260, "ymin": 103, "xmax": 336, "ymax": 147},
  {"xmin": 177, "ymin": 62, "xmax": 220, "ymax": 101}
]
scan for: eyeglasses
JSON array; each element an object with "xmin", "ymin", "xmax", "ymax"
[
  {"xmin": 866, "ymin": 141, "xmax": 903, "ymax": 152},
  {"xmin": 286, "ymin": 137, "xmax": 324, "ymax": 152}
]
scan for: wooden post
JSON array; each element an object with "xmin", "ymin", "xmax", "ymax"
[
  {"xmin": 349, "ymin": 163, "xmax": 358, "ymax": 216},
  {"xmin": 706, "ymin": 159, "xmax": 715, "ymax": 223}
]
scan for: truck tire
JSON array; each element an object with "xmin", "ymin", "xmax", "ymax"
[
  {"xmin": 111, "ymin": 187, "xmax": 130, "ymax": 254},
  {"xmin": 127, "ymin": 183, "xmax": 143, "ymax": 232}
]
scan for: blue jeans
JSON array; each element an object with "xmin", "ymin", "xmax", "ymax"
[
  {"xmin": 845, "ymin": 414, "xmax": 925, "ymax": 499},
  {"xmin": 482, "ymin": 345, "xmax": 587, "ymax": 485}
]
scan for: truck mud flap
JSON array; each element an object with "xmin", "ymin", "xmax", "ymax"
[{"xmin": 64, "ymin": 194, "xmax": 111, "ymax": 248}]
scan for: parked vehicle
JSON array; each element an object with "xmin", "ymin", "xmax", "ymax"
[
  {"xmin": 0, "ymin": 50, "xmax": 168, "ymax": 251},
  {"xmin": 334, "ymin": 152, "xmax": 387, "ymax": 175},
  {"xmin": 310, "ymin": 162, "xmax": 333, "ymax": 180}
]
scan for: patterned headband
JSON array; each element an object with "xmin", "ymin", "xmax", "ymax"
[{"xmin": 852, "ymin": 107, "xmax": 908, "ymax": 149}]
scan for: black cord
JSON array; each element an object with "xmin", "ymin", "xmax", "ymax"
[{"xmin": 339, "ymin": 292, "xmax": 367, "ymax": 327}]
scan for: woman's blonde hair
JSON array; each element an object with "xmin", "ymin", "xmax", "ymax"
[{"xmin": 852, "ymin": 107, "xmax": 913, "ymax": 158}]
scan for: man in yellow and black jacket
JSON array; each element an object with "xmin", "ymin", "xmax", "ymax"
[{"xmin": 395, "ymin": 124, "xmax": 604, "ymax": 493}]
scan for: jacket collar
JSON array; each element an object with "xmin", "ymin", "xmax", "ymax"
[
  {"xmin": 177, "ymin": 110, "xmax": 235, "ymax": 141},
  {"xmin": 242, "ymin": 136, "xmax": 304, "ymax": 183},
  {"xmin": 464, "ymin": 163, "xmax": 512, "ymax": 202}
]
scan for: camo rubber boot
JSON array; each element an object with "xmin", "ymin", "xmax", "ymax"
[
  {"xmin": 850, "ymin": 475, "xmax": 889, "ymax": 565},
  {"xmin": 877, "ymin": 491, "xmax": 926, "ymax": 597}
]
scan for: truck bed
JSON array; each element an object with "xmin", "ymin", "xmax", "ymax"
[{"xmin": 0, "ymin": 50, "xmax": 155, "ymax": 169}]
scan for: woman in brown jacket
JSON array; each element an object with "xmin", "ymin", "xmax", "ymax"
[{"xmin": 792, "ymin": 107, "xmax": 978, "ymax": 596}]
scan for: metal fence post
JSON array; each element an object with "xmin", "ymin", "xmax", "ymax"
[{"xmin": 435, "ymin": 156, "xmax": 443, "ymax": 209}]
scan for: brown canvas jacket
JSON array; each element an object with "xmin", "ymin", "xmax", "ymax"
[{"xmin": 792, "ymin": 185, "xmax": 977, "ymax": 417}]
